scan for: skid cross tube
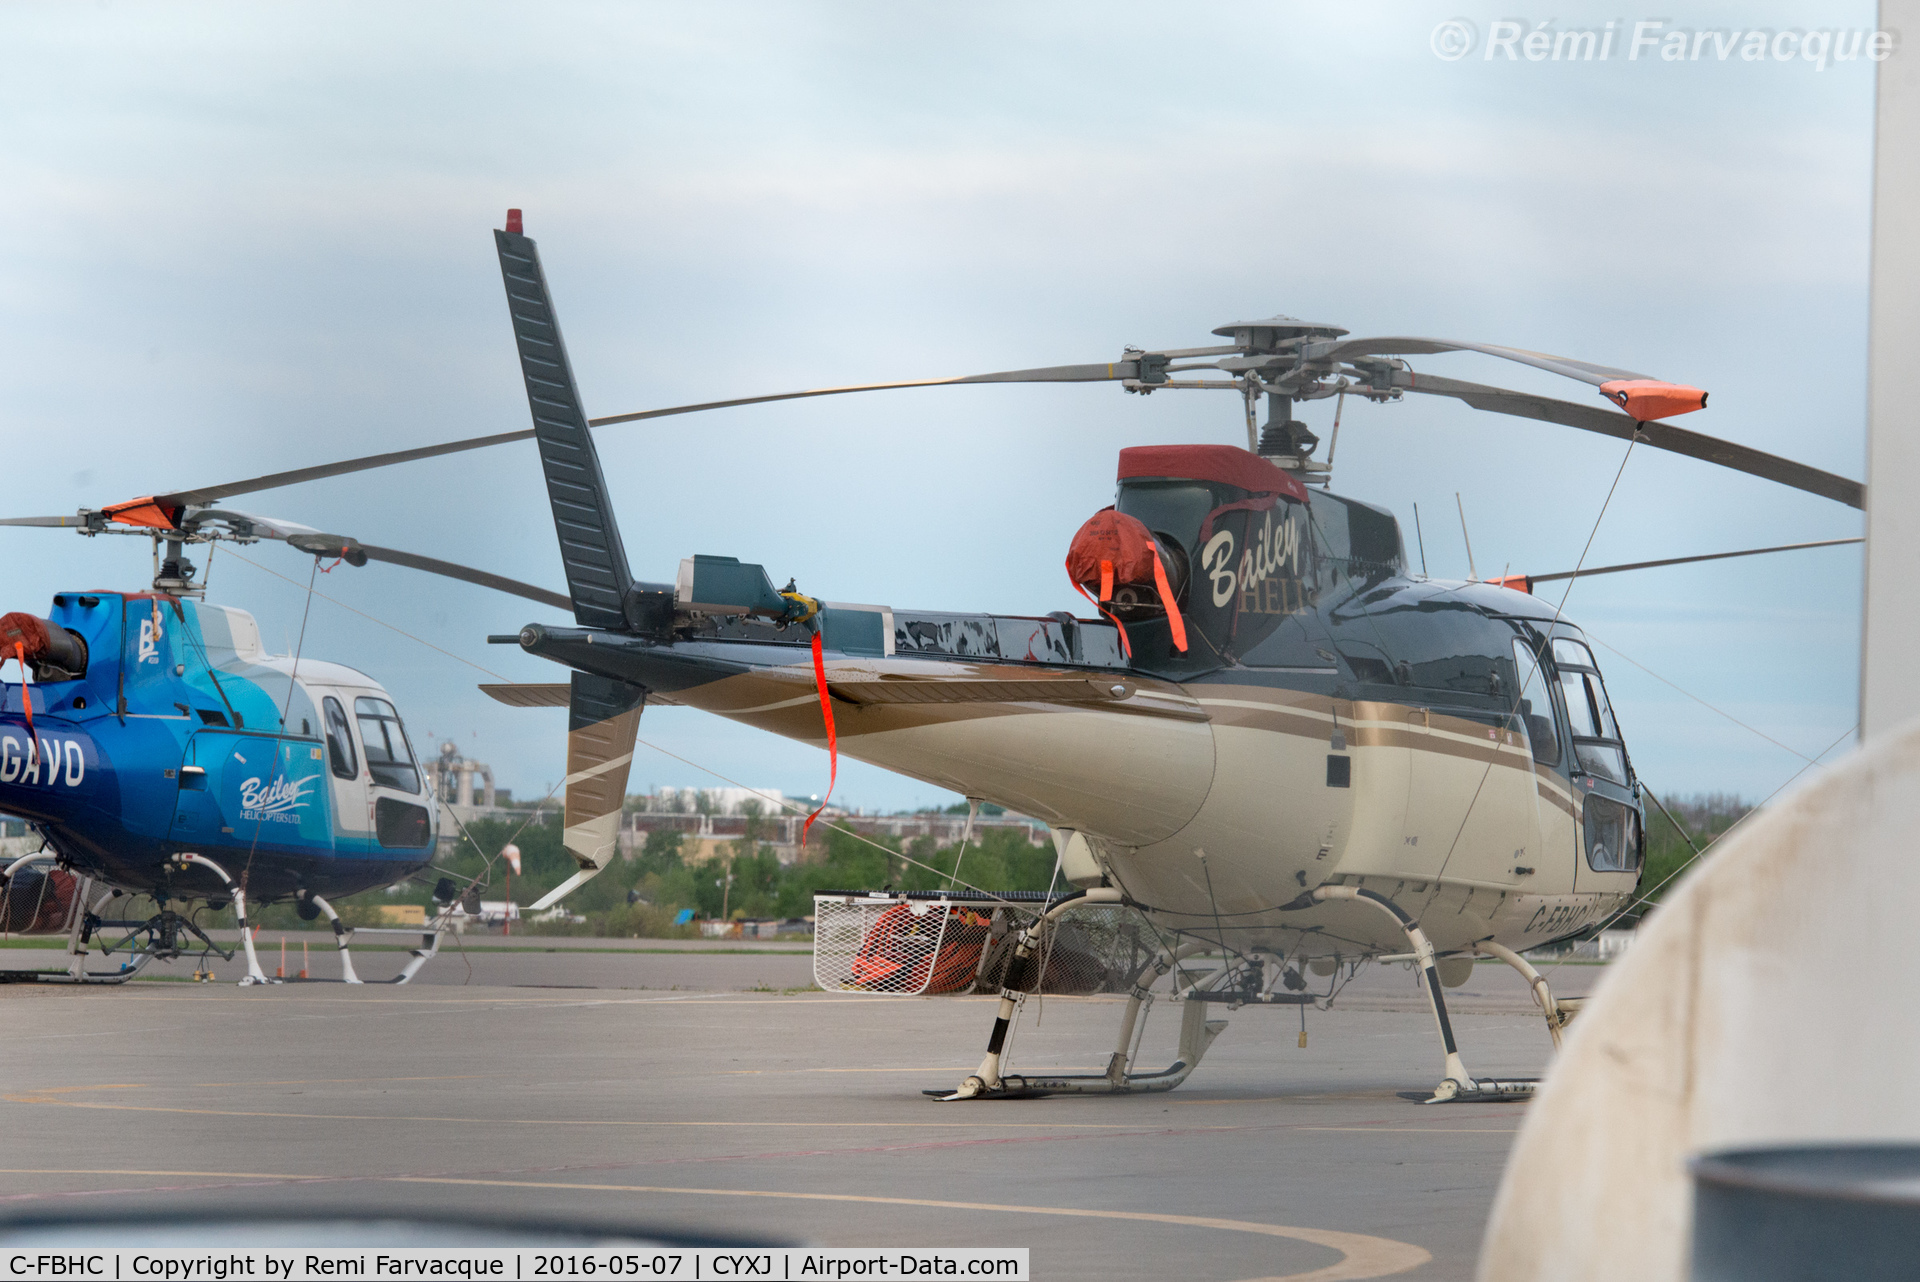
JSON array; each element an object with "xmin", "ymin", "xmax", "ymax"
[
  {"xmin": 295, "ymin": 890, "xmax": 448, "ymax": 984},
  {"xmin": 298, "ymin": 890, "xmax": 362, "ymax": 984},
  {"xmin": 1105, "ymin": 941, "xmax": 1212, "ymax": 1085},
  {"xmin": 1473, "ymin": 937, "xmax": 1572, "ymax": 1050},
  {"xmin": 1312, "ymin": 885, "xmax": 1537, "ymax": 1103},
  {"xmin": 174, "ymin": 853, "xmax": 271, "ymax": 986}
]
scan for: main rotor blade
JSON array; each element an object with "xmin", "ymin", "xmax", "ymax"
[
  {"xmin": 355, "ymin": 544, "xmax": 571, "ymax": 612},
  {"xmin": 1527, "ymin": 536, "xmax": 1863, "ymax": 584},
  {"xmin": 0, "ymin": 515, "xmax": 88, "ymax": 527},
  {"xmin": 258, "ymin": 523, "xmax": 571, "ymax": 610},
  {"xmin": 1398, "ymin": 372, "xmax": 1863, "ymax": 509},
  {"xmin": 582, "ymin": 363, "xmax": 1140, "ymax": 428},
  {"xmin": 1311, "ymin": 337, "xmax": 1651, "ymax": 387},
  {"xmin": 144, "ymin": 363, "xmax": 1141, "ymax": 507},
  {"xmin": 154, "ymin": 429, "xmax": 536, "ymax": 508}
]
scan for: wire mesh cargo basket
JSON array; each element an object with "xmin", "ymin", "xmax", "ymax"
[{"xmin": 812, "ymin": 891, "xmax": 1158, "ymax": 997}]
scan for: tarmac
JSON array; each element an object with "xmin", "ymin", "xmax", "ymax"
[{"xmin": 0, "ymin": 934, "xmax": 1605, "ymax": 1281}]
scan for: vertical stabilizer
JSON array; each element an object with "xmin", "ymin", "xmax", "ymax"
[{"xmin": 495, "ymin": 216, "xmax": 635, "ymax": 631}]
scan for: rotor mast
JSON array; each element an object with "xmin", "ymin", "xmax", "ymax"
[{"xmin": 1123, "ymin": 314, "xmax": 1375, "ymax": 486}]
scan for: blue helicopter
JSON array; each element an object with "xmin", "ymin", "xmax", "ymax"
[{"xmin": 0, "ymin": 505, "xmax": 566, "ymax": 983}]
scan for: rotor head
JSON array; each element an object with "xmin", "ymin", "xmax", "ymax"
[{"xmin": 1211, "ymin": 314, "xmax": 1350, "ymax": 352}]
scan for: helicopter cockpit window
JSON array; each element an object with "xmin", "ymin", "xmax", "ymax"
[
  {"xmin": 354, "ymin": 696, "xmax": 422, "ymax": 794},
  {"xmin": 1510, "ymin": 639, "xmax": 1562, "ymax": 768},
  {"xmin": 322, "ymin": 697, "xmax": 357, "ymax": 781},
  {"xmin": 1551, "ymin": 639, "xmax": 1627, "ymax": 784},
  {"xmin": 1583, "ymin": 795, "xmax": 1642, "ymax": 873}
]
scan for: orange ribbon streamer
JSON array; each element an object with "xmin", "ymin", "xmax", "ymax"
[
  {"xmin": 1072, "ymin": 562, "xmax": 1132, "ymax": 659},
  {"xmin": 801, "ymin": 630, "xmax": 838, "ymax": 847},
  {"xmin": 12, "ymin": 642, "xmax": 30, "ymax": 736},
  {"xmin": 1149, "ymin": 544, "xmax": 1188, "ymax": 652},
  {"xmin": 1064, "ymin": 543, "xmax": 1186, "ymax": 657}
]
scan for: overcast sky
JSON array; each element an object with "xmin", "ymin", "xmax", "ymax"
[{"xmin": 0, "ymin": 1, "xmax": 1879, "ymax": 811}]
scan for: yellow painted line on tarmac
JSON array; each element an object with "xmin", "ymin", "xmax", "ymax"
[
  {"xmin": 0, "ymin": 1169, "xmax": 1429, "ymax": 1281},
  {"xmin": 391, "ymin": 1178, "xmax": 1430, "ymax": 1282}
]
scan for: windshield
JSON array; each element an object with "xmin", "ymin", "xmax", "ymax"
[
  {"xmin": 354, "ymin": 695, "xmax": 421, "ymax": 794},
  {"xmin": 1551, "ymin": 639, "xmax": 1627, "ymax": 783}
]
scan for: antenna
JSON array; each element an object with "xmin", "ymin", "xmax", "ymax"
[
  {"xmin": 1413, "ymin": 503, "xmax": 1429, "ymax": 577},
  {"xmin": 1456, "ymin": 492, "xmax": 1479, "ymax": 582}
]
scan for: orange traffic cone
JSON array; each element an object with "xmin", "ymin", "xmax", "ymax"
[
  {"xmin": 299, "ymin": 939, "xmax": 309, "ymax": 981},
  {"xmin": 277, "ymin": 937, "xmax": 286, "ymax": 979}
]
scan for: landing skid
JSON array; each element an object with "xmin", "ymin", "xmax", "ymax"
[
  {"xmin": 2, "ymin": 852, "xmax": 164, "ymax": 985},
  {"xmin": 938, "ymin": 891, "xmax": 1233, "ymax": 1102},
  {"xmin": 932, "ymin": 883, "xmax": 1574, "ymax": 1105},
  {"xmin": 1, "ymin": 854, "xmax": 449, "ymax": 987},
  {"xmin": 76, "ymin": 889, "xmax": 449, "ymax": 987},
  {"xmin": 1411, "ymin": 1079, "xmax": 1540, "ymax": 1104}
]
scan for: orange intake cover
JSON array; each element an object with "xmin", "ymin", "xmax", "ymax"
[{"xmin": 0, "ymin": 612, "xmax": 53, "ymax": 661}]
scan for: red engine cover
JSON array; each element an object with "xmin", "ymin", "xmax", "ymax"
[
  {"xmin": 0, "ymin": 612, "xmax": 54, "ymax": 662},
  {"xmin": 1064, "ymin": 509, "xmax": 1188, "ymax": 653},
  {"xmin": 1065, "ymin": 509, "xmax": 1161, "ymax": 593}
]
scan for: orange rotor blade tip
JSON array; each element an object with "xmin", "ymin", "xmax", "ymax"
[
  {"xmin": 505, "ymin": 208, "xmax": 523, "ymax": 234},
  {"xmin": 1599, "ymin": 379, "xmax": 1709, "ymax": 422}
]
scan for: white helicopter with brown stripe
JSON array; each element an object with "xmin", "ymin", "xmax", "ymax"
[{"xmin": 33, "ymin": 210, "xmax": 1859, "ymax": 1100}]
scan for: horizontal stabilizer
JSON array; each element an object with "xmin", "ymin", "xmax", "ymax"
[
  {"xmin": 480, "ymin": 682, "xmax": 571, "ymax": 708},
  {"xmin": 480, "ymin": 682, "xmax": 679, "ymax": 709}
]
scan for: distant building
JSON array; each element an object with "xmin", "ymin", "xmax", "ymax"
[
  {"xmin": 616, "ymin": 789, "xmax": 1047, "ymax": 865},
  {"xmin": 641, "ymin": 786, "xmax": 788, "ymax": 816},
  {"xmin": 424, "ymin": 741, "xmax": 497, "ymax": 810}
]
